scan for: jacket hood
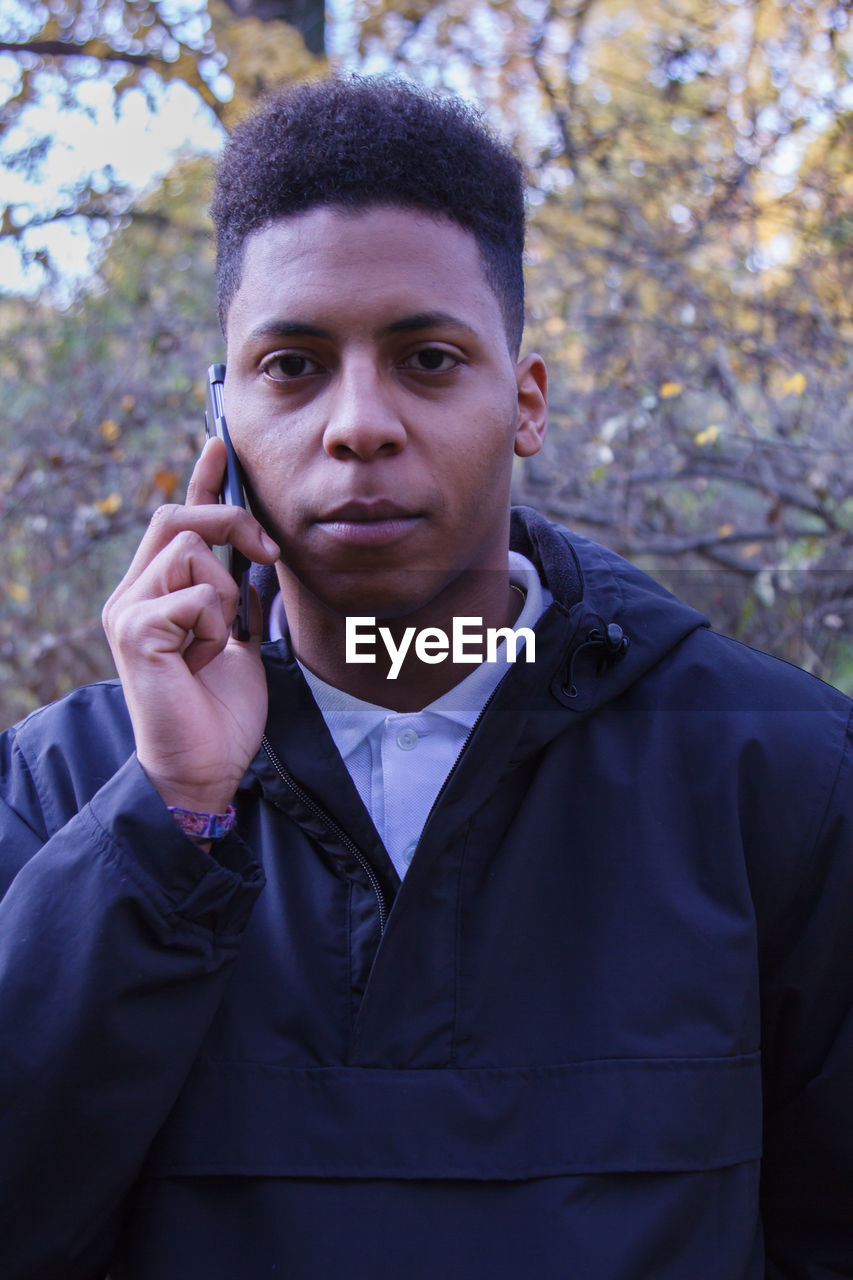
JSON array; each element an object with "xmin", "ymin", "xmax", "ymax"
[
  {"xmin": 251, "ymin": 505, "xmax": 709, "ymax": 716},
  {"xmin": 509, "ymin": 506, "xmax": 709, "ymax": 715}
]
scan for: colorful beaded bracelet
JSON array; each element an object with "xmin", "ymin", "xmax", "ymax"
[{"xmin": 167, "ymin": 805, "xmax": 237, "ymax": 841}]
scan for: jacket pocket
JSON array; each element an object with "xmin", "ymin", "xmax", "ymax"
[{"xmin": 145, "ymin": 1052, "xmax": 762, "ymax": 1180}]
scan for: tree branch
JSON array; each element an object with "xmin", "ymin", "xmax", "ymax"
[{"xmin": 0, "ymin": 40, "xmax": 155, "ymax": 68}]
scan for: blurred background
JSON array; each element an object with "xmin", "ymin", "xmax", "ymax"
[{"xmin": 0, "ymin": 0, "xmax": 851, "ymax": 727}]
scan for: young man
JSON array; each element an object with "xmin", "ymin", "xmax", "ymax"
[{"xmin": 0, "ymin": 77, "xmax": 851, "ymax": 1279}]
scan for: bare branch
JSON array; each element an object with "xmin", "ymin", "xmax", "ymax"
[{"xmin": 0, "ymin": 39, "xmax": 156, "ymax": 67}]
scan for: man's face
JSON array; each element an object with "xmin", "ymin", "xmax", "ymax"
[{"xmin": 223, "ymin": 205, "xmax": 547, "ymax": 624}]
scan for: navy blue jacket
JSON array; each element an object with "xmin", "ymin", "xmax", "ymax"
[{"xmin": 1, "ymin": 509, "xmax": 851, "ymax": 1278}]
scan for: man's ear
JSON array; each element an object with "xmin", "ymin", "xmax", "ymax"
[{"xmin": 513, "ymin": 353, "xmax": 548, "ymax": 458}]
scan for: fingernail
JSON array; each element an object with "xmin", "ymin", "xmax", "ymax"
[{"xmin": 261, "ymin": 533, "xmax": 279, "ymax": 556}]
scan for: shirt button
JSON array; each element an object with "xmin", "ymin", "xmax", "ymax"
[
  {"xmin": 396, "ymin": 727, "xmax": 418, "ymax": 750},
  {"xmin": 402, "ymin": 843, "xmax": 417, "ymax": 866}
]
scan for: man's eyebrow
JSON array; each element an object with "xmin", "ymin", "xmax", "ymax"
[
  {"xmin": 245, "ymin": 313, "xmax": 477, "ymax": 344},
  {"xmin": 246, "ymin": 320, "xmax": 333, "ymax": 343},
  {"xmin": 382, "ymin": 312, "xmax": 477, "ymax": 337}
]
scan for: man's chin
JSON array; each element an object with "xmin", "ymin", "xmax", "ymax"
[{"xmin": 282, "ymin": 563, "xmax": 457, "ymax": 626}]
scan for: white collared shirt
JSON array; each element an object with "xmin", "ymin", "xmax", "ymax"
[{"xmin": 269, "ymin": 552, "xmax": 552, "ymax": 879}]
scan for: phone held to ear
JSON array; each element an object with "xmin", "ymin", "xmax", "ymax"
[{"xmin": 204, "ymin": 363, "xmax": 252, "ymax": 641}]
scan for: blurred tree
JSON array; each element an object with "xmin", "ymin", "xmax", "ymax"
[
  {"xmin": 0, "ymin": 0, "xmax": 322, "ymax": 287},
  {"xmin": 222, "ymin": 0, "xmax": 325, "ymax": 55},
  {"xmin": 0, "ymin": 160, "xmax": 220, "ymax": 724},
  {"xmin": 0, "ymin": 0, "xmax": 851, "ymax": 729},
  {"xmin": 355, "ymin": 0, "xmax": 853, "ymax": 688},
  {"xmin": 0, "ymin": 0, "xmax": 323, "ymax": 725}
]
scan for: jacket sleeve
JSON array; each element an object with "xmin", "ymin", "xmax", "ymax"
[
  {"xmin": 0, "ymin": 709, "xmax": 265, "ymax": 1280},
  {"xmin": 760, "ymin": 705, "xmax": 853, "ymax": 1278}
]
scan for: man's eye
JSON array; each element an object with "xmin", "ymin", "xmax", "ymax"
[
  {"xmin": 403, "ymin": 348, "xmax": 459, "ymax": 373},
  {"xmin": 261, "ymin": 353, "xmax": 321, "ymax": 380}
]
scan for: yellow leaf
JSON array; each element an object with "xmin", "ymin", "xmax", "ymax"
[
  {"xmin": 717, "ymin": 522, "xmax": 735, "ymax": 538},
  {"xmin": 95, "ymin": 493, "xmax": 122, "ymax": 516},
  {"xmin": 6, "ymin": 581, "xmax": 29, "ymax": 603},
  {"xmin": 741, "ymin": 543, "xmax": 763, "ymax": 559},
  {"xmin": 781, "ymin": 372, "xmax": 807, "ymax": 396},
  {"xmin": 120, "ymin": 395, "xmax": 135, "ymax": 413},
  {"xmin": 99, "ymin": 418, "xmax": 121, "ymax": 442},
  {"xmin": 659, "ymin": 381, "xmax": 683, "ymax": 399},
  {"xmin": 694, "ymin": 425, "xmax": 720, "ymax": 446},
  {"xmin": 154, "ymin": 469, "xmax": 180, "ymax": 500}
]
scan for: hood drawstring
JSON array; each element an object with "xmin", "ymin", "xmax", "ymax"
[{"xmin": 562, "ymin": 621, "xmax": 630, "ymax": 699}]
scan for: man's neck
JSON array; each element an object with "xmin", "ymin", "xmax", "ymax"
[{"xmin": 276, "ymin": 568, "xmax": 525, "ymax": 713}]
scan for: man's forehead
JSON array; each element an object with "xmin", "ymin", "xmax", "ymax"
[
  {"xmin": 226, "ymin": 205, "xmax": 501, "ymax": 340},
  {"xmin": 238, "ymin": 203, "xmax": 482, "ymax": 270}
]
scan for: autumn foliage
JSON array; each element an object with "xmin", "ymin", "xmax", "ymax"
[{"xmin": 0, "ymin": 0, "xmax": 850, "ymax": 725}]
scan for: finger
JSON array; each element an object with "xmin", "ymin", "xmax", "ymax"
[
  {"xmin": 109, "ymin": 581, "xmax": 232, "ymax": 674},
  {"xmin": 105, "ymin": 531, "xmax": 238, "ymax": 648},
  {"xmin": 129, "ymin": 529, "xmax": 240, "ymax": 611},
  {"xmin": 182, "ymin": 584, "xmax": 264, "ymax": 673},
  {"xmin": 183, "ymin": 597, "xmax": 235, "ymax": 674},
  {"xmin": 110, "ymin": 502, "xmax": 279, "ymax": 603},
  {"xmin": 186, "ymin": 436, "xmax": 228, "ymax": 508},
  {"xmin": 185, "ymin": 440, "xmax": 280, "ymax": 564}
]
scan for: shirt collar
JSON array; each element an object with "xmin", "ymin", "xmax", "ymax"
[{"xmin": 278, "ymin": 551, "xmax": 551, "ymax": 757}]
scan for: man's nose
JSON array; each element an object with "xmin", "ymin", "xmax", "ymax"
[{"xmin": 322, "ymin": 358, "xmax": 407, "ymax": 460}]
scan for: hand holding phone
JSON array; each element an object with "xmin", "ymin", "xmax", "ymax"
[
  {"xmin": 204, "ymin": 363, "xmax": 252, "ymax": 641},
  {"xmin": 102, "ymin": 377, "xmax": 279, "ymax": 818}
]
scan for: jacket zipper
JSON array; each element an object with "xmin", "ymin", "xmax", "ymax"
[
  {"xmin": 260, "ymin": 651, "xmax": 524, "ymax": 924},
  {"xmin": 260, "ymin": 734, "xmax": 388, "ymax": 936},
  {"xmin": 262, "ymin": 685, "xmax": 495, "ymax": 934}
]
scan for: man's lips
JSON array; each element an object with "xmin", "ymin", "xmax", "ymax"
[{"xmin": 314, "ymin": 499, "xmax": 423, "ymax": 546}]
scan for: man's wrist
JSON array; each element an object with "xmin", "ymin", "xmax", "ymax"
[{"xmin": 136, "ymin": 758, "xmax": 238, "ymax": 819}]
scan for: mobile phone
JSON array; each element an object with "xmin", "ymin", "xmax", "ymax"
[{"xmin": 204, "ymin": 362, "xmax": 251, "ymax": 641}]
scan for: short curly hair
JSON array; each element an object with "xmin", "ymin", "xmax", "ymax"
[{"xmin": 210, "ymin": 75, "xmax": 526, "ymax": 354}]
